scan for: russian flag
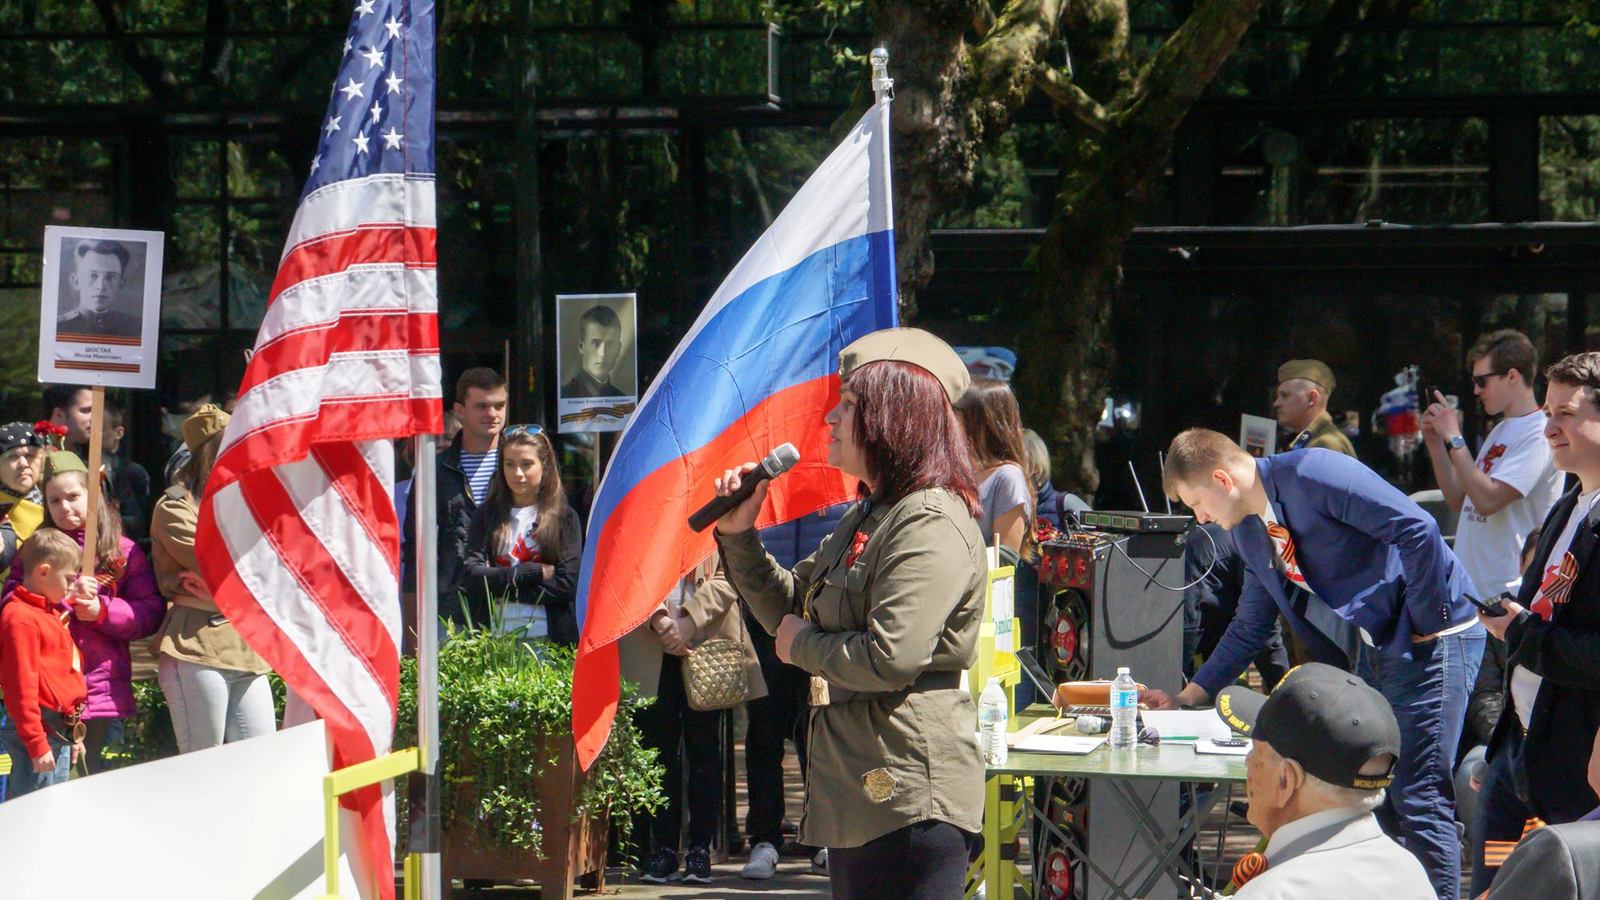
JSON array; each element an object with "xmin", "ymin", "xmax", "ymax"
[{"xmin": 572, "ymin": 98, "xmax": 898, "ymax": 769}]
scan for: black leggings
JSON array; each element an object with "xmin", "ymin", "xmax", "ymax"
[{"xmin": 830, "ymin": 820, "xmax": 973, "ymax": 899}]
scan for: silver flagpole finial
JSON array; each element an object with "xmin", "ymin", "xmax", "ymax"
[{"xmin": 870, "ymin": 47, "xmax": 893, "ymax": 102}]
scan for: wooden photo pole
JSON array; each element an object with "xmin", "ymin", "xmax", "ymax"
[{"xmin": 80, "ymin": 385, "xmax": 106, "ymax": 575}]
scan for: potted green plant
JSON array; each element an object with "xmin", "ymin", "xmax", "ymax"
[{"xmin": 396, "ymin": 625, "xmax": 663, "ymax": 898}]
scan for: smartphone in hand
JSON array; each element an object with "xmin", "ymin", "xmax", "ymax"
[{"xmin": 1467, "ymin": 593, "xmax": 1508, "ymax": 618}]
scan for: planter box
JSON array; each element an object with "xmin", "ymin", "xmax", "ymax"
[{"xmin": 442, "ymin": 734, "xmax": 608, "ymax": 899}]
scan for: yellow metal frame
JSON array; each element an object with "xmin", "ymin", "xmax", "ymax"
[
  {"xmin": 319, "ymin": 746, "xmax": 427, "ymax": 900},
  {"xmin": 966, "ymin": 564, "xmax": 1031, "ymax": 899}
]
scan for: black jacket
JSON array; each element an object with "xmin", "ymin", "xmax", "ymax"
[
  {"xmin": 458, "ymin": 503, "xmax": 583, "ymax": 644},
  {"xmin": 1489, "ymin": 486, "xmax": 1600, "ymax": 823},
  {"xmin": 402, "ymin": 433, "xmax": 480, "ymax": 625}
]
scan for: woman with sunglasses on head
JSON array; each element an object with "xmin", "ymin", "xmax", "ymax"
[
  {"xmin": 711, "ymin": 328, "xmax": 987, "ymax": 900},
  {"xmin": 457, "ymin": 424, "xmax": 583, "ymax": 644}
]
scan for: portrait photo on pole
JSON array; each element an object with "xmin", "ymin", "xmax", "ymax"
[
  {"xmin": 37, "ymin": 225, "xmax": 165, "ymax": 390},
  {"xmin": 556, "ymin": 292, "xmax": 639, "ymax": 433}
]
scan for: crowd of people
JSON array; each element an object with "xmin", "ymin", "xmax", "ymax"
[
  {"xmin": 6, "ymin": 322, "xmax": 1599, "ymax": 900},
  {"xmin": 0, "ymin": 390, "xmax": 256, "ymax": 796}
]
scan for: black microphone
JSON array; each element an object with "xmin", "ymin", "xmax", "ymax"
[{"xmin": 687, "ymin": 443, "xmax": 800, "ymax": 532}]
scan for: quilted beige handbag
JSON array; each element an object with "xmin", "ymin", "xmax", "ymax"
[{"xmin": 683, "ymin": 638, "xmax": 748, "ymax": 711}]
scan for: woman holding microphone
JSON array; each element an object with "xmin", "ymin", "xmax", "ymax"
[{"xmin": 712, "ymin": 328, "xmax": 987, "ymax": 899}]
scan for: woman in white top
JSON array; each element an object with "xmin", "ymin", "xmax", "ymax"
[
  {"xmin": 458, "ymin": 424, "xmax": 583, "ymax": 643},
  {"xmin": 957, "ymin": 377, "xmax": 1036, "ymax": 561}
]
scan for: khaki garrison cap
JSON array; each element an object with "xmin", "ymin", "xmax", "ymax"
[
  {"xmin": 1277, "ymin": 359, "xmax": 1337, "ymax": 392},
  {"xmin": 838, "ymin": 328, "xmax": 970, "ymax": 405},
  {"xmin": 181, "ymin": 404, "xmax": 231, "ymax": 453}
]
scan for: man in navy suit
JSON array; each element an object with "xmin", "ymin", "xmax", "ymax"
[{"xmin": 1145, "ymin": 429, "xmax": 1485, "ymax": 899}]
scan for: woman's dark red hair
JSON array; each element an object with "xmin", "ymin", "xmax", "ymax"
[{"xmin": 846, "ymin": 360, "xmax": 980, "ymax": 518}]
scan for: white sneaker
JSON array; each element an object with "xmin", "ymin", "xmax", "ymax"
[
  {"xmin": 811, "ymin": 847, "xmax": 828, "ymax": 874},
  {"xmin": 742, "ymin": 841, "xmax": 779, "ymax": 880}
]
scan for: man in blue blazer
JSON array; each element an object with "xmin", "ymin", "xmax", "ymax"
[{"xmin": 1146, "ymin": 429, "xmax": 1485, "ymax": 900}]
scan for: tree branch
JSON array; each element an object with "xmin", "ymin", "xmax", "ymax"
[
  {"xmin": 968, "ymin": 0, "xmax": 1066, "ymax": 132},
  {"xmin": 1034, "ymin": 64, "xmax": 1110, "ymax": 133},
  {"xmin": 1124, "ymin": 0, "xmax": 1267, "ymax": 135}
]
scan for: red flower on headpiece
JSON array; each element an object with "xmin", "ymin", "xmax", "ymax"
[{"xmin": 32, "ymin": 420, "xmax": 67, "ymax": 449}]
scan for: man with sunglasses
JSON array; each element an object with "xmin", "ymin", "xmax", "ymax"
[{"xmin": 1422, "ymin": 330, "xmax": 1561, "ymax": 609}]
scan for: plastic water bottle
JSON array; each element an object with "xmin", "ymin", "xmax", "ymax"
[
  {"xmin": 978, "ymin": 677, "xmax": 1009, "ymax": 767},
  {"xmin": 1110, "ymin": 667, "xmax": 1138, "ymax": 750}
]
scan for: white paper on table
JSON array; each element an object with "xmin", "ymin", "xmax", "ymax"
[
  {"xmin": 1195, "ymin": 738, "xmax": 1252, "ymax": 756},
  {"xmin": 1140, "ymin": 709, "xmax": 1236, "ymax": 743},
  {"xmin": 1011, "ymin": 734, "xmax": 1106, "ymax": 755}
]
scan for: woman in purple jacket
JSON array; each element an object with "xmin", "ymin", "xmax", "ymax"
[{"xmin": 5, "ymin": 450, "xmax": 164, "ymax": 773}]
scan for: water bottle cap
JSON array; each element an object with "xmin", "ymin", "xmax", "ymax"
[{"xmin": 1117, "ymin": 666, "xmax": 1130, "ymax": 675}]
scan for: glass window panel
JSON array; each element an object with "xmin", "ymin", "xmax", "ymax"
[
  {"xmin": 435, "ymin": 139, "xmax": 514, "ymax": 329},
  {"xmin": 227, "ymin": 141, "xmax": 299, "ymax": 202},
  {"xmin": 0, "ymin": 287, "xmax": 42, "ymax": 422},
  {"xmin": 536, "ymin": 32, "xmax": 643, "ymax": 99},
  {"xmin": 1217, "ymin": 117, "xmax": 1489, "ymax": 226},
  {"xmin": 172, "ymin": 141, "xmax": 221, "ymax": 200},
  {"xmin": 0, "ymin": 138, "xmax": 114, "ymax": 246},
  {"xmin": 658, "ymin": 27, "xmax": 770, "ymax": 97},
  {"xmin": 444, "ymin": 0, "xmax": 516, "ymax": 27},
  {"xmin": 122, "ymin": 0, "xmax": 208, "ymax": 31},
  {"xmin": 226, "ymin": 203, "xmax": 291, "ymax": 330},
  {"xmin": 229, "ymin": 36, "xmax": 345, "ymax": 106},
  {"xmin": 438, "ymin": 33, "xmax": 514, "ymax": 103},
  {"xmin": 27, "ymin": 40, "xmax": 133, "ymax": 104},
  {"xmin": 0, "ymin": 253, "xmax": 41, "ymax": 285},
  {"xmin": 1539, "ymin": 116, "xmax": 1600, "ymax": 223},
  {"xmin": 164, "ymin": 205, "xmax": 223, "ymax": 330}
]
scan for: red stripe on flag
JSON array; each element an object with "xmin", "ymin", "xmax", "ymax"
[
  {"xmin": 270, "ymin": 224, "xmax": 437, "ymax": 306},
  {"xmin": 235, "ymin": 464, "xmax": 400, "ymax": 711},
  {"xmin": 239, "ymin": 311, "xmax": 440, "ymax": 396},
  {"xmin": 213, "ymin": 396, "xmax": 442, "ymax": 489},
  {"xmin": 574, "ymin": 374, "xmax": 853, "ymax": 768},
  {"xmin": 195, "ymin": 481, "xmax": 392, "ymax": 893},
  {"xmin": 313, "ymin": 442, "xmax": 403, "ymax": 579}
]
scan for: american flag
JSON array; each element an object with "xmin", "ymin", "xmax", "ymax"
[{"xmin": 195, "ymin": 1, "xmax": 440, "ymax": 896}]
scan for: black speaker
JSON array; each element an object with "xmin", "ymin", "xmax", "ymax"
[{"xmin": 1037, "ymin": 524, "xmax": 1191, "ymax": 898}]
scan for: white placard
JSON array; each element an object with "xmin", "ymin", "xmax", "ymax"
[
  {"xmin": 556, "ymin": 292, "xmax": 639, "ymax": 433},
  {"xmin": 1195, "ymin": 738, "xmax": 1252, "ymax": 756},
  {"xmin": 1239, "ymin": 413, "xmax": 1278, "ymax": 457},
  {"xmin": 1011, "ymin": 734, "xmax": 1106, "ymax": 755},
  {"xmin": 37, "ymin": 225, "xmax": 164, "ymax": 389},
  {"xmin": 0, "ymin": 721, "xmax": 373, "ymax": 898},
  {"xmin": 991, "ymin": 572, "xmax": 1015, "ymax": 654}
]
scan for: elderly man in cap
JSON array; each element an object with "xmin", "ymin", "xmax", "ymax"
[
  {"xmin": 1275, "ymin": 359, "xmax": 1356, "ymax": 457},
  {"xmin": 1219, "ymin": 663, "xmax": 1435, "ymax": 898}
]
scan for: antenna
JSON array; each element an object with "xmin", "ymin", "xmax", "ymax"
[
  {"xmin": 1158, "ymin": 451, "xmax": 1171, "ymax": 513},
  {"xmin": 1128, "ymin": 460, "xmax": 1151, "ymax": 513}
]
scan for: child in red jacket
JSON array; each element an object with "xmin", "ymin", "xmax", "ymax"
[{"xmin": 0, "ymin": 528, "xmax": 92, "ymax": 796}]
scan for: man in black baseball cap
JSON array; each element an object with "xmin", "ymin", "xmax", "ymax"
[{"xmin": 1218, "ymin": 663, "xmax": 1434, "ymax": 899}]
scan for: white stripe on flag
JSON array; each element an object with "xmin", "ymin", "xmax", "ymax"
[
  {"xmin": 209, "ymin": 481, "xmax": 395, "ymax": 757},
  {"xmin": 223, "ymin": 352, "xmax": 443, "ymax": 456},
  {"xmin": 275, "ymin": 445, "xmax": 403, "ymax": 645},
  {"xmin": 283, "ymin": 173, "xmax": 438, "ymax": 262},
  {"xmin": 257, "ymin": 267, "xmax": 438, "ymax": 351}
]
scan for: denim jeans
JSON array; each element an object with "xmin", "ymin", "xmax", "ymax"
[
  {"xmin": 1359, "ymin": 624, "xmax": 1485, "ymax": 900},
  {"xmin": 1, "ymin": 718, "xmax": 72, "ymax": 799},
  {"xmin": 157, "ymin": 655, "xmax": 276, "ymax": 754},
  {"xmin": 1470, "ymin": 728, "xmax": 1532, "ymax": 895}
]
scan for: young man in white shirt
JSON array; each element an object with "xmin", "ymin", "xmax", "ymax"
[
  {"xmin": 1423, "ymin": 329, "xmax": 1562, "ymax": 601},
  {"xmin": 1469, "ymin": 352, "xmax": 1600, "ymax": 893}
]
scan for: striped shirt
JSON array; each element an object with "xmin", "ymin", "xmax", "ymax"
[{"xmin": 460, "ymin": 450, "xmax": 497, "ymax": 504}]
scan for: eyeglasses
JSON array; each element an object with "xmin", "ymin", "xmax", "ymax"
[
  {"xmin": 1471, "ymin": 370, "xmax": 1510, "ymax": 389},
  {"xmin": 503, "ymin": 424, "xmax": 545, "ymax": 437}
]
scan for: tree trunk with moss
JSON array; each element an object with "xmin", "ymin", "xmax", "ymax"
[
  {"xmin": 1009, "ymin": 0, "xmax": 1268, "ymax": 493},
  {"xmin": 867, "ymin": 0, "xmax": 1064, "ymax": 318}
]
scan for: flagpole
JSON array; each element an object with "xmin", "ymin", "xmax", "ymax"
[
  {"xmin": 871, "ymin": 46, "xmax": 893, "ymax": 104},
  {"xmin": 412, "ymin": 432, "xmax": 442, "ymax": 899}
]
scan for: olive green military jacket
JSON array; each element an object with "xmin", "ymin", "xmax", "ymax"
[
  {"xmin": 717, "ymin": 487, "xmax": 987, "ymax": 848},
  {"xmin": 1296, "ymin": 411, "xmax": 1357, "ymax": 458}
]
